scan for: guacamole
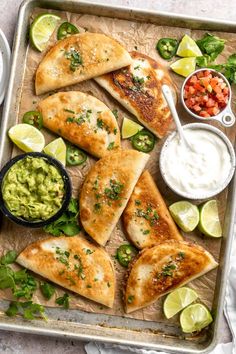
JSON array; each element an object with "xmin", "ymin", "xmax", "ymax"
[{"xmin": 2, "ymin": 156, "xmax": 65, "ymax": 221}]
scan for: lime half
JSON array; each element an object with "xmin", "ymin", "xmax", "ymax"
[
  {"xmin": 122, "ymin": 117, "xmax": 143, "ymax": 139},
  {"xmin": 164, "ymin": 287, "xmax": 198, "ymax": 319},
  {"xmin": 180, "ymin": 303, "xmax": 213, "ymax": 333},
  {"xmin": 8, "ymin": 124, "xmax": 45, "ymax": 152},
  {"xmin": 30, "ymin": 13, "xmax": 60, "ymax": 52},
  {"xmin": 43, "ymin": 138, "xmax": 66, "ymax": 166},
  {"xmin": 177, "ymin": 34, "xmax": 202, "ymax": 57},
  {"xmin": 198, "ymin": 200, "xmax": 222, "ymax": 237},
  {"xmin": 169, "ymin": 201, "xmax": 199, "ymax": 232},
  {"xmin": 170, "ymin": 57, "xmax": 196, "ymax": 77}
]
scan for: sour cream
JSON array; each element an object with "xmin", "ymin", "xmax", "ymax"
[{"xmin": 161, "ymin": 127, "xmax": 234, "ymax": 198}]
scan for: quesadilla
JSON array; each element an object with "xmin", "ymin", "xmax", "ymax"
[
  {"xmin": 16, "ymin": 234, "xmax": 115, "ymax": 308},
  {"xmin": 123, "ymin": 171, "xmax": 183, "ymax": 249},
  {"xmin": 125, "ymin": 240, "xmax": 217, "ymax": 313},
  {"xmin": 35, "ymin": 32, "xmax": 132, "ymax": 95},
  {"xmin": 95, "ymin": 51, "xmax": 177, "ymax": 138},
  {"xmin": 38, "ymin": 91, "xmax": 120, "ymax": 158},
  {"xmin": 80, "ymin": 149, "xmax": 149, "ymax": 246}
]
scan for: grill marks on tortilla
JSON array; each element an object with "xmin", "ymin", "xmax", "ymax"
[
  {"xmin": 80, "ymin": 149, "xmax": 149, "ymax": 246},
  {"xmin": 38, "ymin": 91, "xmax": 120, "ymax": 158},
  {"xmin": 16, "ymin": 235, "xmax": 115, "ymax": 308},
  {"xmin": 123, "ymin": 171, "xmax": 183, "ymax": 249},
  {"xmin": 35, "ymin": 32, "xmax": 132, "ymax": 95},
  {"xmin": 125, "ymin": 240, "xmax": 218, "ymax": 313},
  {"xmin": 95, "ymin": 51, "xmax": 177, "ymax": 138}
]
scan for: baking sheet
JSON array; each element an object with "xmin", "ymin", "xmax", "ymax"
[{"xmin": 0, "ymin": 6, "xmax": 235, "ymax": 327}]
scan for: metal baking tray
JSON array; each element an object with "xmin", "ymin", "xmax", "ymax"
[{"xmin": 0, "ymin": 0, "xmax": 235, "ymax": 352}]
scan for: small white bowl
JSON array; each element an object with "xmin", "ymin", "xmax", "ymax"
[
  {"xmin": 160, "ymin": 123, "xmax": 235, "ymax": 200},
  {"xmin": 181, "ymin": 68, "xmax": 235, "ymax": 127}
]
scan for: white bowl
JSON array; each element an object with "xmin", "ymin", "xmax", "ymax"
[
  {"xmin": 160, "ymin": 123, "xmax": 235, "ymax": 200},
  {"xmin": 181, "ymin": 68, "xmax": 235, "ymax": 127}
]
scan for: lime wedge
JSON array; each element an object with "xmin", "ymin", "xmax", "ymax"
[
  {"xmin": 177, "ymin": 34, "xmax": 202, "ymax": 57},
  {"xmin": 170, "ymin": 57, "xmax": 196, "ymax": 77},
  {"xmin": 164, "ymin": 287, "xmax": 198, "ymax": 319},
  {"xmin": 30, "ymin": 13, "xmax": 60, "ymax": 52},
  {"xmin": 169, "ymin": 201, "xmax": 199, "ymax": 232},
  {"xmin": 8, "ymin": 124, "xmax": 45, "ymax": 152},
  {"xmin": 43, "ymin": 138, "xmax": 66, "ymax": 166},
  {"xmin": 180, "ymin": 303, "xmax": 213, "ymax": 333},
  {"xmin": 122, "ymin": 117, "xmax": 143, "ymax": 139},
  {"xmin": 198, "ymin": 200, "xmax": 222, "ymax": 237}
]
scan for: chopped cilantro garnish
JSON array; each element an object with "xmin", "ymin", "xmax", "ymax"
[
  {"xmin": 94, "ymin": 203, "xmax": 102, "ymax": 213},
  {"xmin": 112, "ymin": 109, "xmax": 118, "ymax": 119},
  {"xmin": 107, "ymin": 142, "xmax": 115, "ymax": 150},
  {"xmin": 64, "ymin": 108, "xmax": 75, "ymax": 114},
  {"xmin": 133, "ymin": 75, "xmax": 145, "ymax": 85},
  {"xmin": 127, "ymin": 295, "xmax": 134, "ymax": 303},
  {"xmin": 56, "ymin": 293, "xmax": 70, "ymax": 309},
  {"xmin": 135, "ymin": 200, "xmax": 141, "ymax": 206},
  {"xmin": 40, "ymin": 282, "xmax": 55, "ymax": 300},
  {"xmin": 65, "ymin": 49, "xmax": 83, "ymax": 71},
  {"xmin": 104, "ymin": 179, "xmax": 124, "ymax": 201}
]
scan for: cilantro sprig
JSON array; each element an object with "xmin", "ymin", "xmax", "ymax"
[
  {"xmin": 5, "ymin": 301, "xmax": 47, "ymax": 320},
  {"xmin": 0, "ymin": 251, "xmax": 36, "ymax": 300},
  {"xmin": 43, "ymin": 198, "xmax": 81, "ymax": 236}
]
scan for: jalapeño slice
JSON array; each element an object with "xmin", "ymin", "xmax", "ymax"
[
  {"xmin": 131, "ymin": 130, "xmax": 155, "ymax": 153},
  {"xmin": 116, "ymin": 244, "xmax": 137, "ymax": 268},
  {"xmin": 156, "ymin": 38, "xmax": 178, "ymax": 60},
  {"xmin": 66, "ymin": 144, "xmax": 87, "ymax": 166},
  {"xmin": 22, "ymin": 111, "xmax": 43, "ymax": 130},
  {"xmin": 57, "ymin": 22, "xmax": 79, "ymax": 40}
]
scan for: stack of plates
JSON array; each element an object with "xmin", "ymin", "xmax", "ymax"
[{"xmin": 0, "ymin": 29, "xmax": 10, "ymax": 105}]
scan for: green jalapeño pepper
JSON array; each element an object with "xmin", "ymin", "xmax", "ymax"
[
  {"xmin": 66, "ymin": 144, "xmax": 87, "ymax": 166},
  {"xmin": 22, "ymin": 111, "xmax": 43, "ymax": 130},
  {"xmin": 131, "ymin": 130, "xmax": 155, "ymax": 153},
  {"xmin": 57, "ymin": 22, "xmax": 79, "ymax": 40},
  {"xmin": 156, "ymin": 38, "xmax": 178, "ymax": 60},
  {"xmin": 116, "ymin": 244, "xmax": 137, "ymax": 268}
]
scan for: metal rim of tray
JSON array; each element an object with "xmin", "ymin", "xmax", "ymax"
[{"xmin": 0, "ymin": 1, "xmax": 236, "ymax": 353}]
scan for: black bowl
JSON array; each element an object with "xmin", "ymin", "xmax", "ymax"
[{"xmin": 0, "ymin": 152, "xmax": 72, "ymax": 228}]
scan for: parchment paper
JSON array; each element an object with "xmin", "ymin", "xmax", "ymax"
[{"xmin": 0, "ymin": 7, "xmax": 235, "ymax": 325}]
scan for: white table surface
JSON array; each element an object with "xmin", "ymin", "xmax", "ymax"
[{"xmin": 0, "ymin": 0, "xmax": 235, "ymax": 352}]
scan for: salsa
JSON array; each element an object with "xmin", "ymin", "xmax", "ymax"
[
  {"xmin": 2, "ymin": 156, "xmax": 65, "ymax": 221},
  {"xmin": 184, "ymin": 70, "xmax": 229, "ymax": 117}
]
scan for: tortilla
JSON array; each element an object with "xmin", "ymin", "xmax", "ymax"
[
  {"xmin": 80, "ymin": 149, "xmax": 149, "ymax": 246},
  {"xmin": 17, "ymin": 234, "xmax": 115, "ymax": 308},
  {"xmin": 123, "ymin": 171, "xmax": 183, "ymax": 249},
  {"xmin": 95, "ymin": 51, "xmax": 177, "ymax": 138},
  {"xmin": 125, "ymin": 240, "xmax": 217, "ymax": 313},
  {"xmin": 35, "ymin": 32, "xmax": 132, "ymax": 95},
  {"xmin": 38, "ymin": 91, "xmax": 120, "ymax": 158}
]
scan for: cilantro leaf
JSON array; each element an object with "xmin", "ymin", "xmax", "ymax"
[
  {"xmin": 0, "ymin": 266, "xmax": 15, "ymax": 290},
  {"xmin": 40, "ymin": 282, "xmax": 55, "ymax": 300},
  {"xmin": 196, "ymin": 33, "xmax": 225, "ymax": 61},
  {"xmin": 43, "ymin": 198, "xmax": 80, "ymax": 237},
  {"xmin": 5, "ymin": 301, "xmax": 47, "ymax": 321},
  {"xmin": 0, "ymin": 251, "xmax": 17, "ymax": 265},
  {"xmin": 55, "ymin": 293, "xmax": 70, "ymax": 309},
  {"xmin": 5, "ymin": 301, "xmax": 19, "ymax": 317}
]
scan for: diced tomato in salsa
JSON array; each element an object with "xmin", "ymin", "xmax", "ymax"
[{"xmin": 184, "ymin": 70, "xmax": 229, "ymax": 117}]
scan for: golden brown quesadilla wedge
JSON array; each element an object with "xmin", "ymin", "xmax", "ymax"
[
  {"xmin": 38, "ymin": 91, "xmax": 120, "ymax": 158},
  {"xmin": 125, "ymin": 240, "xmax": 217, "ymax": 313},
  {"xmin": 17, "ymin": 234, "xmax": 115, "ymax": 307},
  {"xmin": 35, "ymin": 32, "xmax": 132, "ymax": 95},
  {"xmin": 80, "ymin": 149, "xmax": 149, "ymax": 246},
  {"xmin": 123, "ymin": 171, "xmax": 183, "ymax": 249},
  {"xmin": 95, "ymin": 51, "xmax": 177, "ymax": 138}
]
